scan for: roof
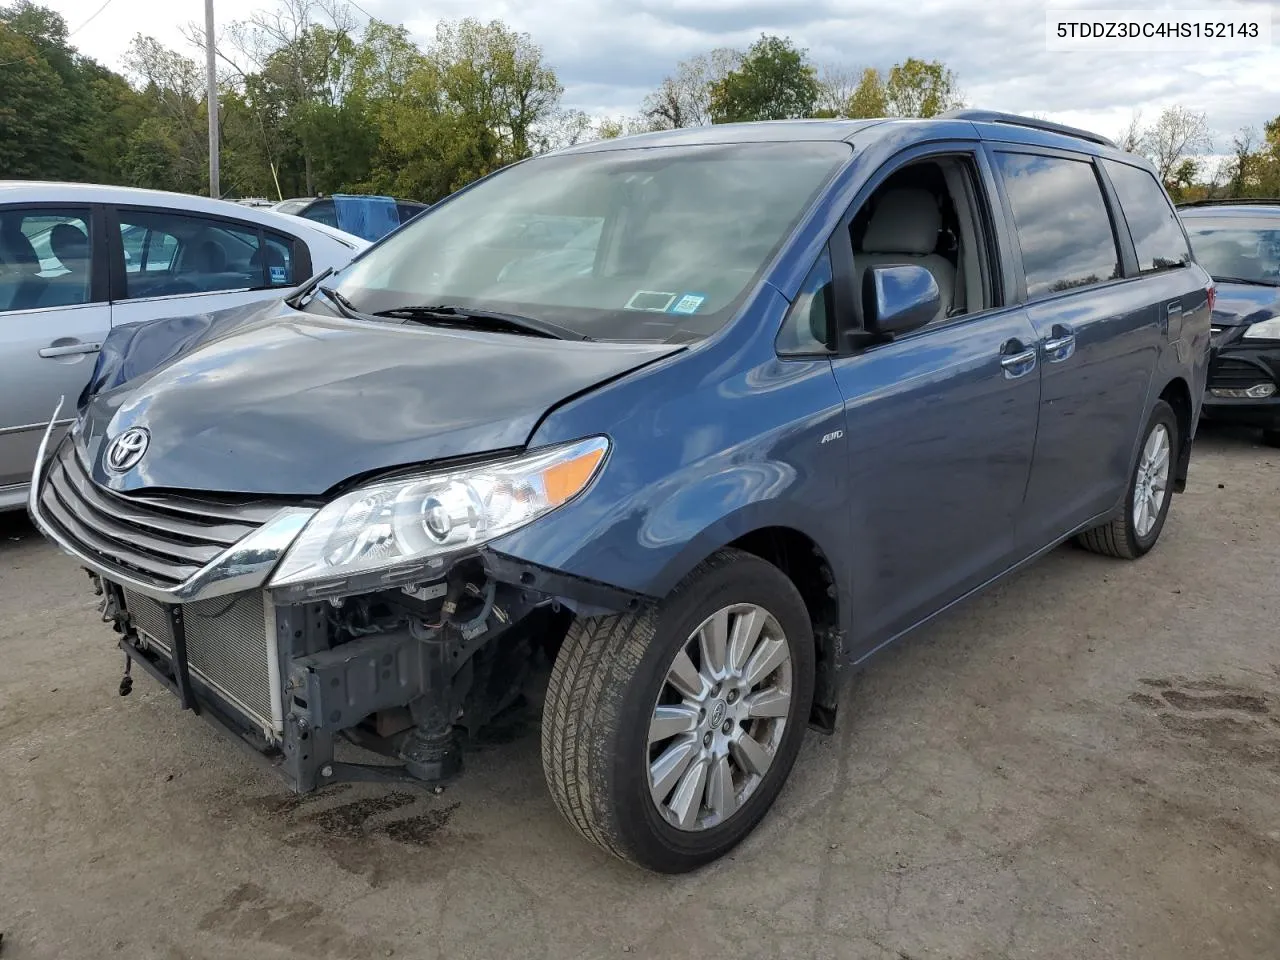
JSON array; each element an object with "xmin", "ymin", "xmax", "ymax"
[
  {"xmin": 552, "ymin": 112, "xmax": 1136, "ymax": 162},
  {"xmin": 1177, "ymin": 199, "xmax": 1280, "ymax": 217},
  {"xmin": 0, "ymin": 180, "xmax": 368, "ymax": 248}
]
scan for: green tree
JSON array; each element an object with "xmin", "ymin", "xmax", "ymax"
[
  {"xmin": 708, "ymin": 35, "xmax": 819, "ymax": 123},
  {"xmin": 642, "ymin": 48, "xmax": 738, "ymax": 129},
  {"xmin": 884, "ymin": 58, "xmax": 962, "ymax": 118},
  {"xmin": 0, "ymin": 18, "xmax": 75, "ymax": 178},
  {"xmin": 1, "ymin": 1, "xmax": 144, "ymax": 182},
  {"xmin": 846, "ymin": 67, "xmax": 888, "ymax": 118}
]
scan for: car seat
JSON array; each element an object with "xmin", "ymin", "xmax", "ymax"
[
  {"xmin": 854, "ymin": 188, "xmax": 954, "ymax": 323},
  {"xmin": 0, "ymin": 224, "xmax": 49, "ymax": 311}
]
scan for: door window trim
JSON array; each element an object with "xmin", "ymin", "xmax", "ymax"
[
  {"xmin": 0, "ymin": 202, "xmax": 110, "ymax": 312},
  {"xmin": 818, "ymin": 142, "xmax": 1015, "ymax": 358},
  {"xmin": 1094, "ymin": 157, "xmax": 1193, "ymax": 277},
  {"xmin": 106, "ymin": 204, "xmax": 309, "ymax": 304},
  {"xmin": 984, "ymin": 143, "xmax": 1137, "ymax": 304}
]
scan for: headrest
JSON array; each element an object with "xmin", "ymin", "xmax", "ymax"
[
  {"xmin": 860, "ymin": 188, "xmax": 942, "ymax": 256},
  {"xmin": 0, "ymin": 225, "xmax": 40, "ymax": 269},
  {"xmin": 50, "ymin": 223, "xmax": 89, "ymax": 264}
]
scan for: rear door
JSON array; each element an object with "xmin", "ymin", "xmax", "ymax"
[
  {"xmin": 0, "ymin": 204, "xmax": 109, "ymax": 493},
  {"xmin": 989, "ymin": 147, "xmax": 1162, "ymax": 549},
  {"xmin": 107, "ymin": 206, "xmax": 308, "ymax": 328}
]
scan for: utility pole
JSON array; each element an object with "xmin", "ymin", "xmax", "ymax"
[{"xmin": 205, "ymin": 0, "xmax": 220, "ymax": 198}]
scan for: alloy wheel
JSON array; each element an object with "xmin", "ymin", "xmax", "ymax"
[
  {"xmin": 647, "ymin": 603, "xmax": 793, "ymax": 832},
  {"xmin": 1132, "ymin": 423, "xmax": 1171, "ymax": 539}
]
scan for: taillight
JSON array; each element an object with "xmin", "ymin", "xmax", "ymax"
[{"xmin": 1206, "ymin": 283, "xmax": 1216, "ymax": 314}]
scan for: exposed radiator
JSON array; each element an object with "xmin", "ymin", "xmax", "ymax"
[{"xmin": 123, "ymin": 588, "xmax": 281, "ymax": 737}]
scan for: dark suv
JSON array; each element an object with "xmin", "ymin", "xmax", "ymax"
[
  {"xmin": 30, "ymin": 110, "xmax": 1211, "ymax": 873},
  {"xmin": 1178, "ymin": 199, "xmax": 1280, "ymax": 445}
]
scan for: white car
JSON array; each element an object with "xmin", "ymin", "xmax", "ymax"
[{"xmin": 0, "ymin": 182, "xmax": 369, "ymax": 511}]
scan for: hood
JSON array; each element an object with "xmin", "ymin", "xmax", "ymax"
[
  {"xmin": 1211, "ymin": 281, "xmax": 1280, "ymax": 328},
  {"xmin": 77, "ymin": 301, "xmax": 681, "ymax": 496}
]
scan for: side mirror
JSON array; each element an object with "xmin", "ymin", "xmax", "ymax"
[{"xmin": 862, "ymin": 264, "xmax": 941, "ymax": 337}]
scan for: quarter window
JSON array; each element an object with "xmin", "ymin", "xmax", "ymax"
[
  {"xmin": 777, "ymin": 249, "xmax": 833, "ymax": 355},
  {"xmin": 1102, "ymin": 159, "xmax": 1191, "ymax": 273},
  {"xmin": 995, "ymin": 153, "xmax": 1121, "ymax": 298}
]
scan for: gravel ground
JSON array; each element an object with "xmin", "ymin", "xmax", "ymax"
[{"xmin": 1, "ymin": 425, "xmax": 1277, "ymax": 960}]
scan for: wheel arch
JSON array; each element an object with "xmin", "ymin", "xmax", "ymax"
[
  {"xmin": 652, "ymin": 515, "xmax": 850, "ymax": 734},
  {"xmin": 1157, "ymin": 376, "xmax": 1194, "ymax": 493}
]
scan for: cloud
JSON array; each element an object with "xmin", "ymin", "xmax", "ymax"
[{"xmin": 63, "ymin": 0, "xmax": 1280, "ymax": 150}]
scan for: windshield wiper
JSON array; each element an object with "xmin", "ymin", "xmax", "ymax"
[
  {"xmin": 284, "ymin": 266, "xmax": 334, "ymax": 308},
  {"xmin": 374, "ymin": 304, "xmax": 591, "ymax": 341},
  {"xmin": 318, "ymin": 284, "xmax": 363, "ymax": 319},
  {"xmin": 1211, "ymin": 275, "xmax": 1280, "ymax": 287}
]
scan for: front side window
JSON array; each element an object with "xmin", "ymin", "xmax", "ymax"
[
  {"xmin": 1183, "ymin": 218, "xmax": 1280, "ymax": 285},
  {"xmin": 0, "ymin": 208, "xmax": 93, "ymax": 312},
  {"xmin": 329, "ymin": 141, "xmax": 852, "ymax": 342},
  {"xmin": 995, "ymin": 152, "xmax": 1121, "ymax": 298},
  {"xmin": 1103, "ymin": 160, "xmax": 1191, "ymax": 273},
  {"xmin": 777, "ymin": 249, "xmax": 833, "ymax": 355},
  {"xmin": 116, "ymin": 210, "xmax": 295, "ymax": 298}
]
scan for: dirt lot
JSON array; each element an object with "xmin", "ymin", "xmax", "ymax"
[{"xmin": 1, "ymin": 425, "xmax": 1278, "ymax": 960}]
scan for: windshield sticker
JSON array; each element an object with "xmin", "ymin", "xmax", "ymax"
[
  {"xmin": 269, "ymin": 265, "xmax": 288, "ymax": 284},
  {"xmin": 625, "ymin": 290, "xmax": 678, "ymax": 312},
  {"xmin": 669, "ymin": 293, "xmax": 706, "ymax": 315}
]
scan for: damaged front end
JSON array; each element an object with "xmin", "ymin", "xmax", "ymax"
[{"xmin": 29, "ymin": 402, "xmax": 643, "ymax": 794}]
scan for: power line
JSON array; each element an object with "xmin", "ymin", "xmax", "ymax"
[
  {"xmin": 68, "ymin": 0, "xmax": 119, "ymax": 37},
  {"xmin": 0, "ymin": 0, "xmax": 120, "ymax": 66}
]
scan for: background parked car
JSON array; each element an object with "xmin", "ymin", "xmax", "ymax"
[
  {"xmin": 1178, "ymin": 199, "xmax": 1280, "ymax": 446},
  {"xmin": 0, "ymin": 181, "xmax": 369, "ymax": 511},
  {"xmin": 272, "ymin": 194, "xmax": 429, "ymax": 241}
]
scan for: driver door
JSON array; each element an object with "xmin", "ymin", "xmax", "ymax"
[{"xmin": 826, "ymin": 146, "xmax": 1044, "ymax": 656}]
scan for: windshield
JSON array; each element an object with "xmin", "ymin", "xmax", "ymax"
[
  {"xmin": 1185, "ymin": 218, "xmax": 1280, "ymax": 284},
  {"xmin": 328, "ymin": 140, "xmax": 851, "ymax": 341}
]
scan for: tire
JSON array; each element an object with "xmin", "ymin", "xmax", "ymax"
[
  {"xmin": 1076, "ymin": 399, "xmax": 1179, "ymax": 560},
  {"xmin": 540, "ymin": 548, "xmax": 816, "ymax": 873},
  {"xmin": 1263, "ymin": 428, "xmax": 1280, "ymax": 449}
]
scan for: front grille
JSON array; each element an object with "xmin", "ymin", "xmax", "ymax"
[
  {"xmin": 1209, "ymin": 358, "xmax": 1274, "ymax": 391},
  {"xmin": 123, "ymin": 587, "xmax": 279, "ymax": 733},
  {"xmin": 38, "ymin": 439, "xmax": 288, "ymax": 589}
]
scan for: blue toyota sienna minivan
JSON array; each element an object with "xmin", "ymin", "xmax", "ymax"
[{"xmin": 30, "ymin": 110, "xmax": 1212, "ymax": 873}]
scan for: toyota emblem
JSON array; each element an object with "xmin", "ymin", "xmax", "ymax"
[{"xmin": 105, "ymin": 427, "xmax": 150, "ymax": 473}]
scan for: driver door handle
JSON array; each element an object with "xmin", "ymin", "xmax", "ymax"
[
  {"xmin": 999, "ymin": 339, "xmax": 1038, "ymax": 379},
  {"xmin": 39, "ymin": 341, "xmax": 102, "ymax": 358}
]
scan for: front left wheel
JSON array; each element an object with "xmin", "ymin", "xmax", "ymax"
[{"xmin": 541, "ymin": 548, "xmax": 816, "ymax": 873}]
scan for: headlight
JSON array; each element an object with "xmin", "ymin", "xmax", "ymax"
[
  {"xmin": 269, "ymin": 436, "xmax": 609, "ymax": 588},
  {"xmin": 1243, "ymin": 316, "xmax": 1280, "ymax": 340}
]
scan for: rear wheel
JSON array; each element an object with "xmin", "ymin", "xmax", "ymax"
[
  {"xmin": 1077, "ymin": 399, "xmax": 1179, "ymax": 559},
  {"xmin": 540, "ymin": 549, "xmax": 815, "ymax": 873}
]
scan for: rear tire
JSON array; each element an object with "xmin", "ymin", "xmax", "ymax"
[
  {"xmin": 1076, "ymin": 399, "xmax": 1179, "ymax": 560},
  {"xmin": 540, "ymin": 548, "xmax": 815, "ymax": 873}
]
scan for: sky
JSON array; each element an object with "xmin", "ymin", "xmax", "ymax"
[{"xmin": 45, "ymin": 0, "xmax": 1280, "ymax": 159}]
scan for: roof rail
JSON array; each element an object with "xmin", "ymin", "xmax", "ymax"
[
  {"xmin": 940, "ymin": 109, "xmax": 1118, "ymax": 149},
  {"xmin": 1176, "ymin": 197, "xmax": 1280, "ymax": 208}
]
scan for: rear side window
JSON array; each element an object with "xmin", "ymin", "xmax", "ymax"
[
  {"xmin": 995, "ymin": 152, "xmax": 1120, "ymax": 298},
  {"xmin": 116, "ymin": 209, "xmax": 297, "ymax": 299},
  {"xmin": 1102, "ymin": 160, "xmax": 1191, "ymax": 273}
]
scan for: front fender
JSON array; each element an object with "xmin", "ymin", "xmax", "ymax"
[{"xmin": 488, "ymin": 299, "xmax": 852, "ymax": 631}]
